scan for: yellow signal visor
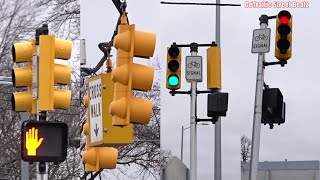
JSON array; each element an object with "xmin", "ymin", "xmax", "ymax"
[
  {"xmin": 83, "ymin": 121, "xmax": 89, "ymax": 136},
  {"xmin": 97, "ymin": 147, "xmax": 118, "ymax": 169},
  {"xmin": 53, "ymin": 89, "xmax": 71, "ymax": 110},
  {"xmin": 12, "ymin": 92, "xmax": 32, "ymax": 112},
  {"xmin": 84, "ymin": 95, "xmax": 89, "ymax": 108},
  {"xmin": 110, "ymin": 96, "xmax": 152, "ymax": 125},
  {"xmin": 12, "ymin": 67, "xmax": 32, "ymax": 87},
  {"xmin": 112, "ymin": 64, "xmax": 154, "ymax": 91},
  {"xmin": 114, "ymin": 24, "xmax": 156, "ymax": 58},
  {"xmin": 55, "ymin": 38, "xmax": 72, "ymax": 60},
  {"xmin": 54, "ymin": 64, "xmax": 72, "ymax": 85},
  {"xmin": 82, "ymin": 147, "xmax": 118, "ymax": 170},
  {"xmin": 12, "ymin": 40, "xmax": 35, "ymax": 63}
]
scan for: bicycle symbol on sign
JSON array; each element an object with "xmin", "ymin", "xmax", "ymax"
[
  {"xmin": 254, "ymin": 34, "xmax": 268, "ymax": 41},
  {"xmin": 187, "ymin": 61, "xmax": 200, "ymax": 68}
]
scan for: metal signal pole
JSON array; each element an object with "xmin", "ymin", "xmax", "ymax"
[
  {"xmin": 190, "ymin": 44, "xmax": 198, "ymax": 180},
  {"xmin": 249, "ymin": 15, "xmax": 269, "ymax": 180},
  {"xmin": 214, "ymin": 1, "xmax": 222, "ymax": 180}
]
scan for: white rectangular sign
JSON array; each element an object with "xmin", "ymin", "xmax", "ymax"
[
  {"xmin": 89, "ymin": 78, "xmax": 103, "ymax": 143},
  {"xmin": 251, "ymin": 28, "xmax": 271, "ymax": 53},
  {"xmin": 186, "ymin": 56, "xmax": 202, "ymax": 82}
]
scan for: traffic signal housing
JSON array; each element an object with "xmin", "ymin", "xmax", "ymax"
[
  {"xmin": 262, "ymin": 88, "xmax": 286, "ymax": 129},
  {"xmin": 82, "ymin": 95, "xmax": 118, "ymax": 172},
  {"xmin": 207, "ymin": 46, "xmax": 221, "ymax": 89},
  {"xmin": 110, "ymin": 14, "xmax": 156, "ymax": 126},
  {"xmin": 38, "ymin": 35, "xmax": 72, "ymax": 111},
  {"xmin": 166, "ymin": 44, "xmax": 181, "ymax": 90},
  {"xmin": 21, "ymin": 121, "xmax": 68, "ymax": 162},
  {"xmin": 87, "ymin": 74, "xmax": 133, "ymax": 146},
  {"xmin": 11, "ymin": 40, "xmax": 36, "ymax": 113},
  {"xmin": 275, "ymin": 10, "xmax": 292, "ymax": 61},
  {"xmin": 207, "ymin": 92, "xmax": 228, "ymax": 117}
]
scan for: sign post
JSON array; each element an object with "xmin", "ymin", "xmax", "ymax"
[{"xmin": 249, "ymin": 15, "xmax": 269, "ymax": 180}]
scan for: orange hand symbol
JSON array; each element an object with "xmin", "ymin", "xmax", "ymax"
[{"xmin": 26, "ymin": 127, "xmax": 44, "ymax": 156}]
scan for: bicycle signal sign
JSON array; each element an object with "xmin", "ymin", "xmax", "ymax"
[
  {"xmin": 251, "ymin": 28, "xmax": 271, "ymax": 54},
  {"xmin": 186, "ymin": 56, "xmax": 202, "ymax": 82}
]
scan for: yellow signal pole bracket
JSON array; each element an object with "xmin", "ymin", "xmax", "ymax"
[
  {"xmin": 88, "ymin": 74, "xmax": 134, "ymax": 147},
  {"xmin": 111, "ymin": 14, "xmax": 156, "ymax": 126}
]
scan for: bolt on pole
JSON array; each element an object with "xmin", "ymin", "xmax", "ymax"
[{"xmin": 249, "ymin": 15, "xmax": 269, "ymax": 180}]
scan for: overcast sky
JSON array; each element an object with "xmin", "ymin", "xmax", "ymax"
[{"xmin": 81, "ymin": 0, "xmax": 319, "ymax": 179}]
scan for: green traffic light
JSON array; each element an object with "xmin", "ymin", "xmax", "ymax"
[{"xmin": 168, "ymin": 74, "xmax": 179, "ymax": 87}]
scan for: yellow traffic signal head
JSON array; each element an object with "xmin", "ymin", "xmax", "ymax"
[
  {"xmin": 111, "ymin": 22, "xmax": 156, "ymax": 126},
  {"xmin": 166, "ymin": 45, "xmax": 181, "ymax": 90},
  {"xmin": 275, "ymin": 10, "xmax": 292, "ymax": 61},
  {"xmin": 11, "ymin": 39, "xmax": 36, "ymax": 113},
  {"xmin": 12, "ymin": 40, "xmax": 35, "ymax": 63},
  {"xmin": 38, "ymin": 35, "xmax": 72, "ymax": 111},
  {"xmin": 82, "ymin": 147, "xmax": 118, "ymax": 171},
  {"xmin": 207, "ymin": 46, "xmax": 221, "ymax": 89}
]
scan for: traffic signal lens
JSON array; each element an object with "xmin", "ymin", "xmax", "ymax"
[
  {"xmin": 168, "ymin": 46, "xmax": 180, "ymax": 58},
  {"xmin": 277, "ymin": 39, "xmax": 290, "ymax": 53},
  {"xmin": 168, "ymin": 60, "xmax": 179, "ymax": 72},
  {"xmin": 280, "ymin": 16, "xmax": 289, "ymax": 24},
  {"xmin": 277, "ymin": 24, "xmax": 291, "ymax": 35},
  {"xmin": 168, "ymin": 74, "xmax": 179, "ymax": 87}
]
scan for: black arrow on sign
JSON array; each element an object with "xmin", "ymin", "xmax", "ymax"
[{"xmin": 94, "ymin": 123, "xmax": 99, "ymax": 136}]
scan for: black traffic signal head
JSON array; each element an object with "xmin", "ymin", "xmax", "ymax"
[
  {"xmin": 21, "ymin": 121, "xmax": 68, "ymax": 162},
  {"xmin": 166, "ymin": 44, "xmax": 181, "ymax": 90},
  {"xmin": 275, "ymin": 10, "xmax": 292, "ymax": 60},
  {"xmin": 207, "ymin": 92, "xmax": 229, "ymax": 117},
  {"xmin": 262, "ymin": 88, "xmax": 286, "ymax": 129}
]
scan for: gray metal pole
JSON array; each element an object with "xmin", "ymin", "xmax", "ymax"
[
  {"xmin": 35, "ymin": 36, "xmax": 48, "ymax": 180},
  {"xmin": 249, "ymin": 15, "xmax": 269, "ymax": 180},
  {"xmin": 214, "ymin": 0, "xmax": 222, "ymax": 180},
  {"xmin": 181, "ymin": 126, "xmax": 184, "ymax": 161},
  {"xmin": 20, "ymin": 112, "xmax": 29, "ymax": 180},
  {"xmin": 190, "ymin": 51, "xmax": 198, "ymax": 180}
]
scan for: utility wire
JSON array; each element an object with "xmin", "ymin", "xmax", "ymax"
[{"xmin": 160, "ymin": 1, "xmax": 241, "ymax": 6}]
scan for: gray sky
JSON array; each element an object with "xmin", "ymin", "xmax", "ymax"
[{"xmin": 82, "ymin": 0, "xmax": 319, "ymax": 179}]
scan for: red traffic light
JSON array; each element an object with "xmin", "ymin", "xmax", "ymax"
[
  {"xmin": 280, "ymin": 16, "xmax": 289, "ymax": 24},
  {"xmin": 278, "ymin": 10, "xmax": 291, "ymax": 25}
]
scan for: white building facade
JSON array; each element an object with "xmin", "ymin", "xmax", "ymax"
[{"xmin": 241, "ymin": 161, "xmax": 320, "ymax": 180}]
